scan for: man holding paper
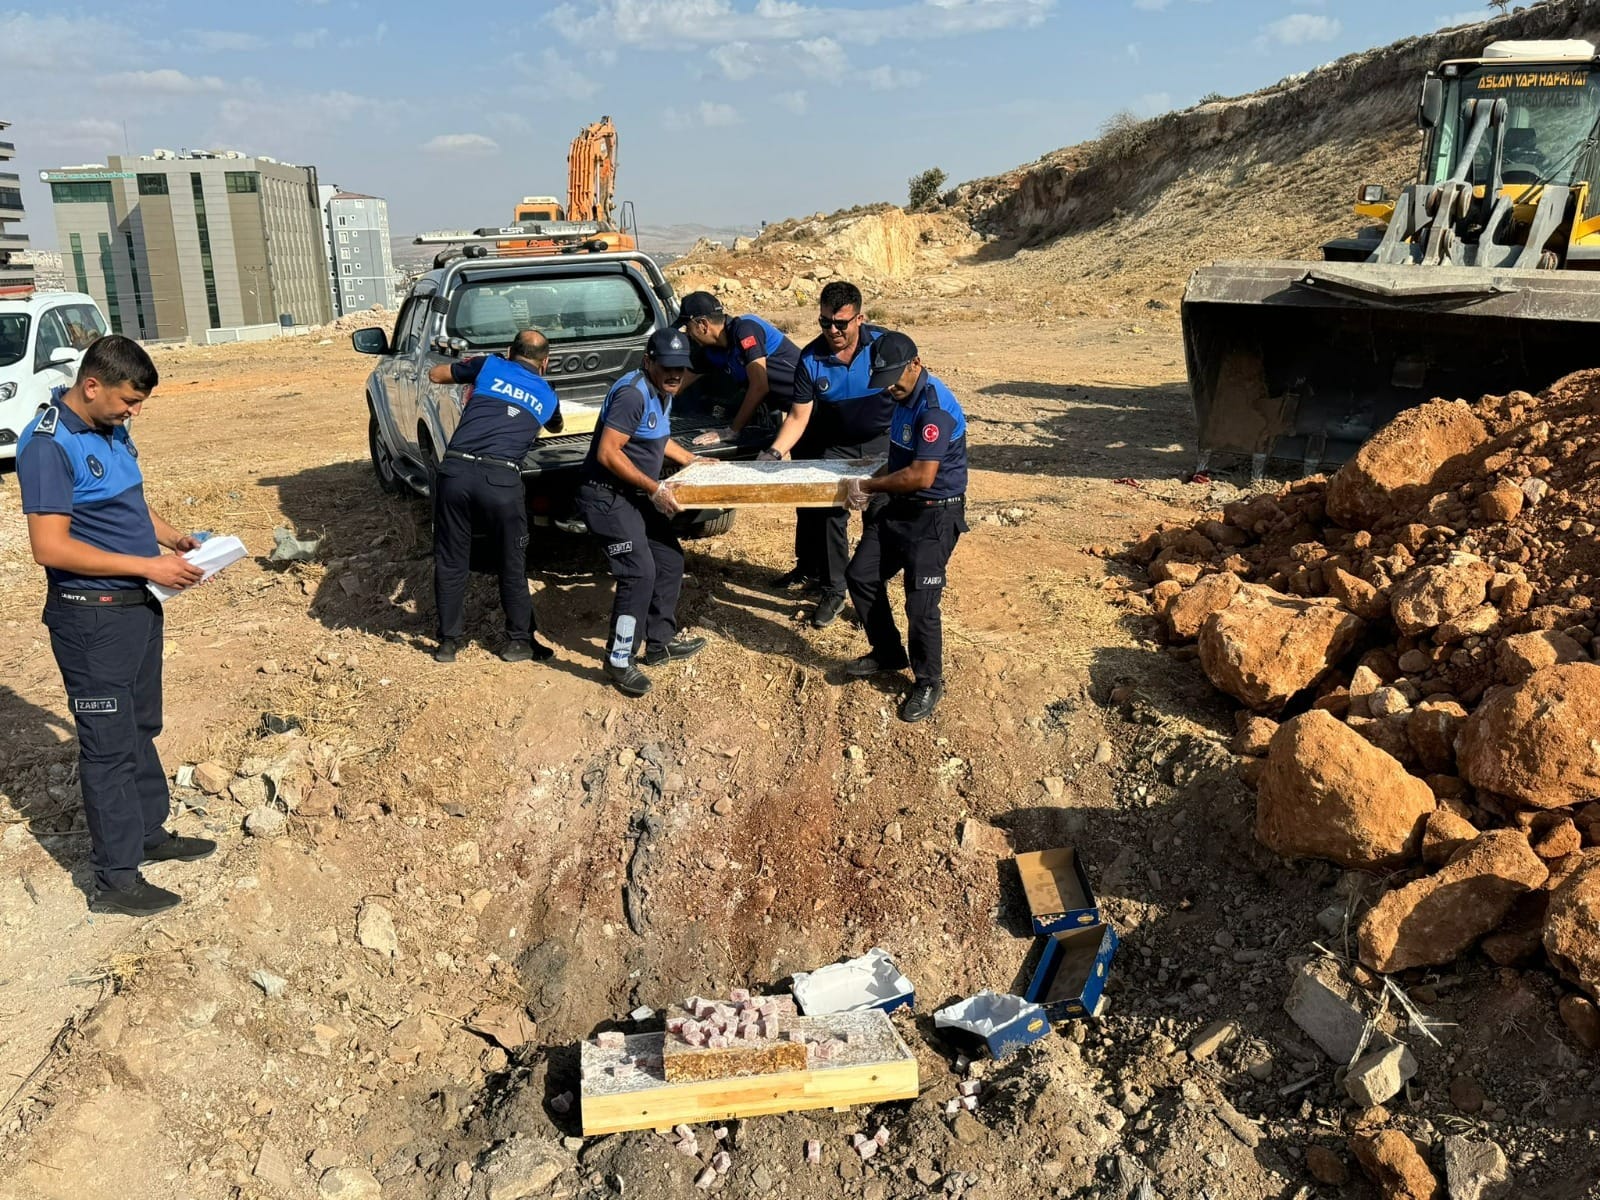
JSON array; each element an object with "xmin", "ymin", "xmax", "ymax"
[{"xmin": 17, "ymin": 335, "xmax": 216, "ymax": 917}]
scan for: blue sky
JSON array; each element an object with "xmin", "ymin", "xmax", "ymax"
[{"xmin": 3, "ymin": 1, "xmax": 1504, "ymax": 247}]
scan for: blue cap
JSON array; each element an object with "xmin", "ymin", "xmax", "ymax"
[
  {"xmin": 868, "ymin": 330, "xmax": 918, "ymax": 390},
  {"xmin": 646, "ymin": 328, "xmax": 693, "ymax": 368}
]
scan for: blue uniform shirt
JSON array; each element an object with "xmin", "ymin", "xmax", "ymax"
[
  {"xmin": 886, "ymin": 370, "xmax": 969, "ymax": 501},
  {"xmin": 17, "ymin": 398, "xmax": 160, "ymax": 591},
  {"xmin": 793, "ymin": 323, "xmax": 893, "ymax": 444},
  {"xmin": 691, "ymin": 314, "xmax": 800, "ymax": 404},
  {"xmin": 583, "ymin": 369, "xmax": 674, "ymax": 487},
  {"xmin": 446, "ymin": 354, "xmax": 563, "ymax": 461}
]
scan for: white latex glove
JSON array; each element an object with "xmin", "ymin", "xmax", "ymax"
[
  {"xmin": 693, "ymin": 427, "xmax": 737, "ymax": 448},
  {"xmin": 846, "ymin": 478, "xmax": 870, "ymax": 512},
  {"xmin": 651, "ymin": 481, "xmax": 683, "ymax": 516}
]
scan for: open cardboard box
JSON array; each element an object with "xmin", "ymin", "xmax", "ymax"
[
  {"xmin": 792, "ymin": 947, "xmax": 914, "ymax": 1015},
  {"xmin": 1025, "ymin": 924, "xmax": 1119, "ymax": 1021},
  {"xmin": 1014, "ymin": 846, "xmax": 1102, "ymax": 935}
]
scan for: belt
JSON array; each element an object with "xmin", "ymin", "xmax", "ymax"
[
  {"xmin": 445, "ymin": 449, "xmax": 522, "ymax": 472},
  {"xmin": 52, "ymin": 587, "xmax": 149, "ymax": 607},
  {"xmin": 888, "ymin": 494, "xmax": 965, "ymax": 508}
]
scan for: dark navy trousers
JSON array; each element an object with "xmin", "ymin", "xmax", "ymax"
[
  {"xmin": 578, "ymin": 482, "xmax": 684, "ymax": 664},
  {"xmin": 43, "ymin": 596, "xmax": 170, "ymax": 890},
  {"xmin": 433, "ymin": 458, "xmax": 535, "ymax": 643},
  {"xmin": 846, "ymin": 497, "xmax": 967, "ymax": 687},
  {"xmin": 794, "ymin": 430, "xmax": 890, "ymax": 599}
]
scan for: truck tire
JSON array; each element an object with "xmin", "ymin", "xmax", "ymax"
[
  {"xmin": 368, "ymin": 409, "xmax": 405, "ymax": 496},
  {"xmin": 683, "ymin": 509, "xmax": 736, "ymax": 539}
]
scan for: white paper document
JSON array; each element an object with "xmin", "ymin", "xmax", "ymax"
[{"xmin": 147, "ymin": 535, "xmax": 248, "ymax": 602}]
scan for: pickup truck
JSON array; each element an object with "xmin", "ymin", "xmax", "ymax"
[{"xmin": 352, "ymin": 248, "xmax": 756, "ymax": 536}]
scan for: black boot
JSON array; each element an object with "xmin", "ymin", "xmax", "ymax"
[{"xmin": 91, "ymin": 875, "xmax": 182, "ymax": 916}]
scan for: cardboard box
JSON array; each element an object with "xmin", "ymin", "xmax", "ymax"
[
  {"xmin": 1025, "ymin": 924, "xmax": 1119, "ymax": 1021},
  {"xmin": 1014, "ymin": 846, "xmax": 1101, "ymax": 935},
  {"xmin": 933, "ymin": 992, "xmax": 1051, "ymax": 1060},
  {"xmin": 792, "ymin": 948, "xmax": 914, "ymax": 1016}
]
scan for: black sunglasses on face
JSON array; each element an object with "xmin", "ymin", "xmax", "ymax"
[{"xmin": 818, "ymin": 315, "xmax": 857, "ymax": 332}]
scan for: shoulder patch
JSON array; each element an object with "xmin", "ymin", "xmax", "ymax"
[
  {"xmin": 922, "ymin": 423, "xmax": 941, "ymax": 444},
  {"xmin": 36, "ymin": 406, "xmax": 59, "ymax": 437},
  {"xmin": 741, "ymin": 334, "xmax": 759, "ymax": 350}
]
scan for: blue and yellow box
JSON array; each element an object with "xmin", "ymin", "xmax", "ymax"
[
  {"xmin": 1015, "ymin": 847, "xmax": 1101, "ymax": 935},
  {"xmin": 1024, "ymin": 923, "xmax": 1119, "ymax": 1020},
  {"xmin": 933, "ymin": 991, "xmax": 1052, "ymax": 1060}
]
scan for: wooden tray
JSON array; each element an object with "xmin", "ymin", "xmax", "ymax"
[
  {"xmin": 668, "ymin": 458, "xmax": 885, "ymax": 508},
  {"xmin": 579, "ymin": 1010, "xmax": 917, "ymax": 1134}
]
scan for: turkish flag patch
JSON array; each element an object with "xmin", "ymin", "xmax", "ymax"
[
  {"xmin": 921, "ymin": 423, "xmax": 940, "ymax": 444},
  {"xmin": 740, "ymin": 335, "xmax": 759, "ymax": 350}
]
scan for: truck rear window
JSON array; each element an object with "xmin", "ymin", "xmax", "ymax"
[{"xmin": 446, "ymin": 276, "xmax": 650, "ymax": 348}]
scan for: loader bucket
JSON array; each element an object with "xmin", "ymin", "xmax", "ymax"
[{"xmin": 1183, "ymin": 260, "xmax": 1600, "ymax": 474}]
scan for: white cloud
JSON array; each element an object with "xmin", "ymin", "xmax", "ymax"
[
  {"xmin": 1, "ymin": 11, "xmax": 134, "ymax": 70},
  {"xmin": 291, "ymin": 27, "xmax": 330, "ymax": 49},
  {"xmin": 1260, "ymin": 13, "xmax": 1340, "ymax": 45},
  {"xmin": 864, "ymin": 65, "xmax": 923, "ymax": 91},
  {"xmin": 546, "ymin": 0, "xmax": 1054, "ymax": 47},
  {"xmin": 775, "ymin": 89, "xmax": 808, "ymax": 114},
  {"xmin": 423, "ymin": 133, "xmax": 500, "ymax": 156},
  {"xmin": 511, "ymin": 49, "xmax": 600, "ymax": 99},
  {"xmin": 1125, "ymin": 42, "xmax": 1140, "ymax": 62},
  {"xmin": 101, "ymin": 69, "xmax": 226, "ymax": 94},
  {"xmin": 662, "ymin": 102, "xmax": 743, "ymax": 130},
  {"xmin": 28, "ymin": 117, "xmax": 124, "ymax": 151},
  {"xmin": 709, "ymin": 41, "xmax": 759, "ymax": 80},
  {"xmin": 185, "ymin": 29, "xmax": 265, "ymax": 52}
]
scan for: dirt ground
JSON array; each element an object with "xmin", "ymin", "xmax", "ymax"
[{"xmin": 0, "ymin": 300, "xmax": 1596, "ymax": 1200}]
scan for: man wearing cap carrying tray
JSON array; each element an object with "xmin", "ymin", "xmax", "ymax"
[
  {"xmin": 675, "ymin": 291, "xmax": 803, "ymax": 449},
  {"xmin": 842, "ymin": 331, "xmax": 970, "ymax": 723},
  {"xmin": 578, "ymin": 328, "xmax": 712, "ymax": 698}
]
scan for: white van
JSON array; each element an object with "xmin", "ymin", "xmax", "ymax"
[{"xmin": 0, "ymin": 292, "xmax": 110, "ymax": 460}]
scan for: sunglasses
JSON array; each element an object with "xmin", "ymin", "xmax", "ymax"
[{"xmin": 818, "ymin": 314, "xmax": 858, "ymax": 332}]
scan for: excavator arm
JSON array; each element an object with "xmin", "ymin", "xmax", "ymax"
[{"xmin": 568, "ymin": 117, "xmax": 618, "ymax": 225}]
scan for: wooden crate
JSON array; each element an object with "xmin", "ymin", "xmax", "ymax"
[
  {"xmin": 579, "ymin": 1010, "xmax": 918, "ymax": 1134},
  {"xmin": 667, "ymin": 458, "xmax": 884, "ymax": 508}
]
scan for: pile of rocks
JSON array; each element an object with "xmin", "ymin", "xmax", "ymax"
[{"xmin": 1125, "ymin": 370, "xmax": 1600, "ymax": 1048}]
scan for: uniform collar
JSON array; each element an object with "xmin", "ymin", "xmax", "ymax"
[
  {"xmin": 808, "ymin": 322, "xmax": 880, "ymax": 367},
  {"xmin": 53, "ymin": 402, "xmax": 97, "ymax": 435},
  {"xmin": 898, "ymin": 368, "xmax": 932, "ymax": 407}
]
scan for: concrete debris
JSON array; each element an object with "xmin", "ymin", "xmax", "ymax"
[
  {"xmin": 244, "ymin": 804, "xmax": 287, "ymax": 839},
  {"xmin": 479, "ymin": 1135, "xmax": 568, "ymax": 1200},
  {"xmin": 192, "ymin": 761, "xmax": 231, "ymax": 795},
  {"xmin": 250, "ymin": 969, "xmax": 288, "ymax": 999},
  {"xmin": 356, "ymin": 901, "xmax": 399, "ymax": 958},
  {"xmin": 1442, "ymin": 1135, "xmax": 1511, "ymax": 1200},
  {"xmin": 1343, "ymin": 1041, "xmax": 1414, "ymax": 1108},
  {"xmin": 270, "ymin": 526, "xmax": 323, "ymax": 564},
  {"xmin": 316, "ymin": 1165, "xmax": 382, "ymax": 1200}
]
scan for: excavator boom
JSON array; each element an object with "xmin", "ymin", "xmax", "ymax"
[
  {"xmin": 567, "ymin": 116, "xmax": 618, "ymax": 225},
  {"xmin": 1183, "ymin": 39, "xmax": 1600, "ymax": 475}
]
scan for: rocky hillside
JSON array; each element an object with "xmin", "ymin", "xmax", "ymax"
[{"xmin": 671, "ymin": 0, "xmax": 1600, "ymax": 315}]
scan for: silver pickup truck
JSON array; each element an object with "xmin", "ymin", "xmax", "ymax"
[{"xmin": 353, "ymin": 248, "xmax": 750, "ymax": 536}]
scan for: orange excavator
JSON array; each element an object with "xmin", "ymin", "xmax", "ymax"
[{"xmin": 416, "ymin": 117, "xmax": 639, "ymax": 259}]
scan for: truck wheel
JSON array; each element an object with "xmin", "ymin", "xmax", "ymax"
[
  {"xmin": 683, "ymin": 510, "xmax": 736, "ymax": 539},
  {"xmin": 368, "ymin": 411, "xmax": 404, "ymax": 496}
]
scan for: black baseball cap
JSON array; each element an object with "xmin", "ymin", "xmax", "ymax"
[
  {"xmin": 868, "ymin": 330, "xmax": 919, "ymax": 390},
  {"xmin": 674, "ymin": 291, "xmax": 725, "ymax": 326},
  {"xmin": 646, "ymin": 328, "xmax": 693, "ymax": 368}
]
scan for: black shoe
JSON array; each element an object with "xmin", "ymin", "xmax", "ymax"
[
  {"xmin": 900, "ymin": 682, "xmax": 945, "ymax": 723},
  {"xmin": 90, "ymin": 876, "xmax": 181, "ymax": 916},
  {"xmin": 773, "ymin": 566, "xmax": 820, "ymax": 591},
  {"xmin": 608, "ymin": 662, "xmax": 653, "ymax": 697},
  {"xmin": 433, "ymin": 639, "xmax": 460, "ymax": 663},
  {"xmin": 811, "ymin": 594, "xmax": 847, "ymax": 629},
  {"xmin": 144, "ymin": 835, "xmax": 217, "ymax": 864},
  {"xmin": 642, "ymin": 636, "xmax": 707, "ymax": 666},
  {"xmin": 844, "ymin": 653, "xmax": 909, "ymax": 678},
  {"xmin": 529, "ymin": 637, "xmax": 555, "ymax": 661}
]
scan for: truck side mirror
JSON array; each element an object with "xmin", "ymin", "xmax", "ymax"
[
  {"xmin": 1419, "ymin": 76, "xmax": 1444, "ymax": 130},
  {"xmin": 351, "ymin": 328, "xmax": 391, "ymax": 355}
]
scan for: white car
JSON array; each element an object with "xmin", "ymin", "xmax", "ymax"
[{"xmin": 0, "ymin": 292, "xmax": 110, "ymax": 461}]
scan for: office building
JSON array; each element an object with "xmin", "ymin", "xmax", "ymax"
[
  {"xmin": 319, "ymin": 187, "xmax": 397, "ymax": 316},
  {"xmin": 0, "ymin": 119, "xmax": 32, "ymax": 296},
  {"xmin": 46, "ymin": 149, "xmax": 333, "ymax": 340}
]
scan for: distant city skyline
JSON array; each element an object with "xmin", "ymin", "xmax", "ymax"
[{"xmin": 2, "ymin": 1, "xmax": 1515, "ymax": 251}]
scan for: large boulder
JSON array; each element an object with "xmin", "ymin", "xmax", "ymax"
[
  {"xmin": 1496, "ymin": 629, "xmax": 1585, "ymax": 685},
  {"xmin": 1357, "ymin": 831, "xmax": 1548, "ymax": 972},
  {"xmin": 1544, "ymin": 851, "xmax": 1600, "ymax": 998},
  {"xmin": 1327, "ymin": 399, "xmax": 1488, "ymax": 530},
  {"xmin": 1199, "ymin": 585, "xmax": 1365, "ymax": 712},
  {"xmin": 1389, "ymin": 558, "xmax": 1495, "ymax": 635},
  {"xmin": 1458, "ymin": 664, "xmax": 1600, "ymax": 809},
  {"xmin": 1163, "ymin": 571, "xmax": 1241, "ymax": 641},
  {"xmin": 1257, "ymin": 710, "xmax": 1435, "ymax": 869}
]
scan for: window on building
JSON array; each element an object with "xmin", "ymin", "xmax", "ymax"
[
  {"xmin": 339, "ymin": 247, "xmax": 349, "ymax": 259},
  {"xmin": 338, "ymin": 231, "xmax": 348, "ymax": 243},
  {"xmin": 67, "ymin": 233, "xmax": 90, "ymax": 294},
  {"xmin": 225, "ymin": 172, "xmax": 259, "ymax": 193},
  {"xmin": 137, "ymin": 174, "xmax": 169, "ymax": 196},
  {"xmin": 98, "ymin": 233, "xmax": 123, "ymax": 334},
  {"xmin": 49, "ymin": 180, "xmax": 114, "ymax": 203},
  {"xmin": 191, "ymin": 173, "xmax": 222, "ymax": 329},
  {"xmin": 337, "ymin": 216, "xmax": 346, "ymax": 226},
  {"xmin": 0, "ymin": 187, "xmax": 22, "ymax": 211},
  {"xmin": 341, "ymin": 263, "xmax": 351, "ymax": 275}
]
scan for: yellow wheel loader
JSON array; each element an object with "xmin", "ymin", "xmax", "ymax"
[{"xmin": 1184, "ymin": 40, "xmax": 1600, "ymax": 476}]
